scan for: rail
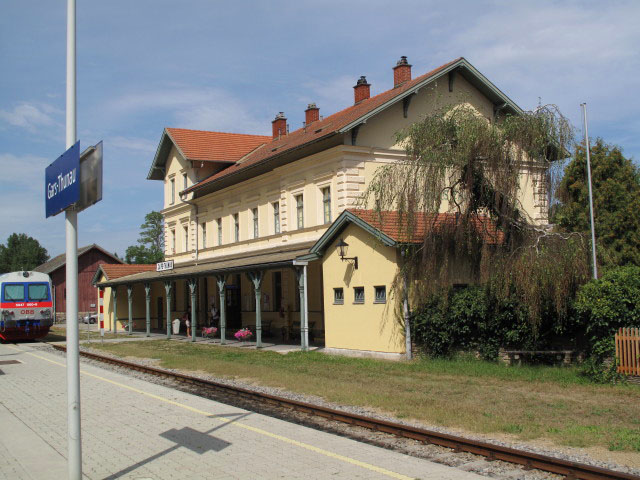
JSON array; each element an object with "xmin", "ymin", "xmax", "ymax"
[{"xmin": 51, "ymin": 344, "xmax": 638, "ymax": 480}]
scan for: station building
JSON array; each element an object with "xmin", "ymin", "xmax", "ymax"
[{"xmin": 94, "ymin": 57, "xmax": 548, "ymax": 359}]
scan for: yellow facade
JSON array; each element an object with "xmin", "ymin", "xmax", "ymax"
[
  {"xmin": 322, "ymin": 224, "xmax": 404, "ymax": 354},
  {"xmin": 96, "ymin": 58, "xmax": 550, "ymax": 356}
]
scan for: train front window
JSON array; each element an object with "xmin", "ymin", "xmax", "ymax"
[
  {"xmin": 3, "ymin": 284, "xmax": 24, "ymax": 301},
  {"xmin": 28, "ymin": 284, "xmax": 49, "ymax": 301}
]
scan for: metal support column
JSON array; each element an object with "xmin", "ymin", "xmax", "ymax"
[
  {"xmin": 111, "ymin": 287, "xmax": 117, "ymax": 333},
  {"xmin": 127, "ymin": 285, "xmax": 133, "ymax": 335},
  {"xmin": 216, "ymin": 275, "xmax": 226, "ymax": 344},
  {"xmin": 144, "ymin": 283, "xmax": 151, "ymax": 337},
  {"xmin": 188, "ymin": 278, "xmax": 197, "ymax": 342},
  {"xmin": 164, "ymin": 282, "xmax": 172, "ymax": 339},
  {"xmin": 247, "ymin": 271, "xmax": 264, "ymax": 348},
  {"xmin": 295, "ymin": 267, "xmax": 307, "ymax": 351}
]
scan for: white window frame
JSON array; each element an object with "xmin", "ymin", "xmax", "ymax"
[
  {"xmin": 201, "ymin": 222, "xmax": 207, "ymax": 249},
  {"xmin": 353, "ymin": 286, "xmax": 364, "ymax": 304},
  {"xmin": 333, "ymin": 287, "xmax": 344, "ymax": 305},
  {"xmin": 374, "ymin": 285, "xmax": 386, "ymax": 304},
  {"xmin": 295, "ymin": 194, "xmax": 304, "ymax": 229},
  {"xmin": 170, "ymin": 178, "xmax": 175, "ymax": 205},
  {"xmin": 217, "ymin": 218, "xmax": 222, "ymax": 246},
  {"xmin": 233, "ymin": 213, "xmax": 240, "ymax": 242},
  {"xmin": 183, "ymin": 224, "xmax": 189, "ymax": 252},
  {"xmin": 322, "ymin": 186, "xmax": 331, "ymax": 224},
  {"xmin": 183, "ymin": 173, "xmax": 188, "ymax": 191},
  {"xmin": 273, "ymin": 201, "xmax": 280, "ymax": 234},
  {"xmin": 252, "ymin": 207, "xmax": 259, "ymax": 239}
]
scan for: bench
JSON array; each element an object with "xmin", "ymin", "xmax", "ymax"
[{"xmin": 499, "ymin": 349, "xmax": 583, "ymax": 366}]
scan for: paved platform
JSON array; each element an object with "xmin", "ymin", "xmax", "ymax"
[{"xmin": 0, "ymin": 342, "xmax": 483, "ymax": 479}]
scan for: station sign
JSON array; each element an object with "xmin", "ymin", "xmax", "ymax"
[
  {"xmin": 45, "ymin": 141, "xmax": 103, "ymax": 218},
  {"xmin": 157, "ymin": 260, "xmax": 174, "ymax": 272},
  {"xmin": 45, "ymin": 141, "xmax": 80, "ymax": 218}
]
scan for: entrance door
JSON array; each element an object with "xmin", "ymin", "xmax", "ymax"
[
  {"xmin": 226, "ymin": 276, "xmax": 241, "ymax": 329},
  {"xmin": 157, "ymin": 297, "xmax": 163, "ymax": 329}
]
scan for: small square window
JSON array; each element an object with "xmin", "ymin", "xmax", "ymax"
[
  {"xmin": 374, "ymin": 286, "xmax": 386, "ymax": 304},
  {"xmin": 333, "ymin": 288, "xmax": 344, "ymax": 305},
  {"xmin": 353, "ymin": 286, "xmax": 364, "ymax": 304}
]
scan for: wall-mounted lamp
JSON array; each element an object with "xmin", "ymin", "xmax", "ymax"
[{"xmin": 336, "ymin": 238, "xmax": 358, "ymax": 269}]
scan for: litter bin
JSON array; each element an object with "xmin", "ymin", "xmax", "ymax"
[{"xmin": 172, "ymin": 318, "xmax": 181, "ymax": 334}]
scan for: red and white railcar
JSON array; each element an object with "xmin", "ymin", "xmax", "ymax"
[{"xmin": 0, "ymin": 271, "xmax": 53, "ymax": 341}]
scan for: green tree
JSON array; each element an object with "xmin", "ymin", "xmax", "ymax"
[
  {"xmin": 364, "ymin": 104, "xmax": 588, "ymax": 327},
  {"xmin": 0, "ymin": 233, "xmax": 49, "ymax": 273},
  {"xmin": 124, "ymin": 211, "xmax": 164, "ymax": 264},
  {"xmin": 553, "ymin": 139, "xmax": 640, "ymax": 268}
]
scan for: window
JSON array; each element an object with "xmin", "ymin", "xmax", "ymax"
[
  {"xmin": 183, "ymin": 225, "xmax": 188, "ymax": 251},
  {"xmin": 322, "ymin": 187, "xmax": 331, "ymax": 224},
  {"xmin": 333, "ymin": 288, "xmax": 344, "ymax": 305},
  {"xmin": 201, "ymin": 222, "xmax": 207, "ymax": 249},
  {"xmin": 217, "ymin": 218, "xmax": 222, "ymax": 245},
  {"xmin": 170, "ymin": 178, "xmax": 175, "ymax": 204},
  {"xmin": 353, "ymin": 286, "xmax": 364, "ymax": 304},
  {"xmin": 233, "ymin": 213, "xmax": 239, "ymax": 242},
  {"xmin": 273, "ymin": 202, "xmax": 280, "ymax": 234},
  {"xmin": 296, "ymin": 194, "xmax": 304, "ymax": 229},
  {"xmin": 28, "ymin": 284, "xmax": 49, "ymax": 301},
  {"xmin": 183, "ymin": 173, "xmax": 188, "ymax": 190},
  {"xmin": 171, "ymin": 229, "xmax": 176, "ymax": 253},
  {"xmin": 374, "ymin": 286, "xmax": 386, "ymax": 304},
  {"xmin": 3, "ymin": 284, "xmax": 24, "ymax": 301},
  {"xmin": 252, "ymin": 207, "xmax": 259, "ymax": 238}
]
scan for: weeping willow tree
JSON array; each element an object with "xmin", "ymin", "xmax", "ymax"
[{"xmin": 363, "ymin": 104, "xmax": 589, "ymax": 331}]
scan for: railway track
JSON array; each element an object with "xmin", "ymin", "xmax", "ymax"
[{"xmin": 52, "ymin": 344, "xmax": 638, "ymax": 480}]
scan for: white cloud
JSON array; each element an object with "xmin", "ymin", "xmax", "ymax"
[
  {"xmin": 0, "ymin": 102, "xmax": 62, "ymax": 132},
  {"xmin": 106, "ymin": 87, "xmax": 270, "ymax": 134},
  {"xmin": 0, "ymin": 153, "xmax": 50, "ymax": 188},
  {"xmin": 108, "ymin": 136, "xmax": 157, "ymax": 154},
  {"xmin": 300, "ymin": 75, "xmax": 354, "ymax": 116}
]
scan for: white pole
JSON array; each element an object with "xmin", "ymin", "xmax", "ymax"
[
  {"xmin": 580, "ymin": 103, "xmax": 598, "ymax": 280},
  {"xmin": 66, "ymin": 0, "xmax": 82, "ymax": 478}
]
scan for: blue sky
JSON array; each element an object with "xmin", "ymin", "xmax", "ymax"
[{"xmin": 1, "ymin": 1, "xmax": 638, "ymax": 259}]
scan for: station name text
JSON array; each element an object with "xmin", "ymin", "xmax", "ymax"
[{"xmin": 47, "ymin": 168, "xmax": 77, "ymax": 200}]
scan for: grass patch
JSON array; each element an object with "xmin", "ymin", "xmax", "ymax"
[
  {"xmin": 90, "ymin": 340, "xmax": 640, "ymax": 453},
  {"xmin": 41, "ymin": 325, "xmax": 137, "ymax": 342}
]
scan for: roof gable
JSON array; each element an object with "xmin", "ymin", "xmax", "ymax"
[
  {"xmin": 34, "ymin": 244, "xmax": 122, "ymax": 275},
  {"xmin": 184, "ymin": 57, "xmax": 522, "ymax": 196},
  {"xmin": 147, "ymin": 128, "xmax": 271, "ymax": 180},
  {"xmin": 310, "ymin": 209, "xmax": 505, "ymax": 256},
  {"xmin": 91, "ymin": 263, "xmax": 157, "ymax": 285}
]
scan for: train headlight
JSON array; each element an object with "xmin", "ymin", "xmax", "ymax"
[{"xmin": 40, "ymin": 309, "xmax": 51, "ymax": 318}]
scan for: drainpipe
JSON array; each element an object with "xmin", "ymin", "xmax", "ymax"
[
  {"xmin": 401, "ymin": 248, "xmax": 412, "ymax": 360},
  {"xmin": 180, "ymin": 193, "xmax": 199, "ymax": 262}
]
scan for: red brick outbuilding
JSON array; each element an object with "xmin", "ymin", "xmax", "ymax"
[{"xmin": 34, "ymin": 244, "xmax": 122, "ymax": 319}]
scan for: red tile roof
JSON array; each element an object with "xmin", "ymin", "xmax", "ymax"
[
  {"xmin": 99, "ymin": 264, "xmax": 157, "ymax": 281},
  {"xmin": 348, "ymin": 209, "xmax": 505, "ymax": 245},
  {"xmin": 165, "ymin": 128, "xmax": 271, "ymax": 163},
  {"xmin": 186, "ymin": 58, "xmax": 462, "ymax": 193}
]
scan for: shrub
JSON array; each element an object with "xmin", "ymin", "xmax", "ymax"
[
  {"xmin": 574, "ymin": 265, "xmax": 640, "ymax": 380},
  {"xmin": 412, "ymin": 286, "xmax": 529, "ymax": 360}
]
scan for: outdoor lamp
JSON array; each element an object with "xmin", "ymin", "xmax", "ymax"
[{"xmin": 336, "ymin": 238, "xmax": 358, "ymax": 269}]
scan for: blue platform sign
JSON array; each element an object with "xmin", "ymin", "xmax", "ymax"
[{"xmin": 45, "ymin": 141, "xmax": 80, "ymax": 218}]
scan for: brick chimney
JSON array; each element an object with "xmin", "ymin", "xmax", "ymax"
[
  {"xmin": 393, "ymin": 56, "xmax": 412, "ymax": 87},
  {"xmin": 271, "ymin": 112, "xmax": 287, "ymax": 139},
  {"xmin": 353, "ymin": 76, "xmax": 371, "ymax": 104},
  {"xmin": 305, "ymin": 103, "xmax": 319, "ymax": 125}
]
